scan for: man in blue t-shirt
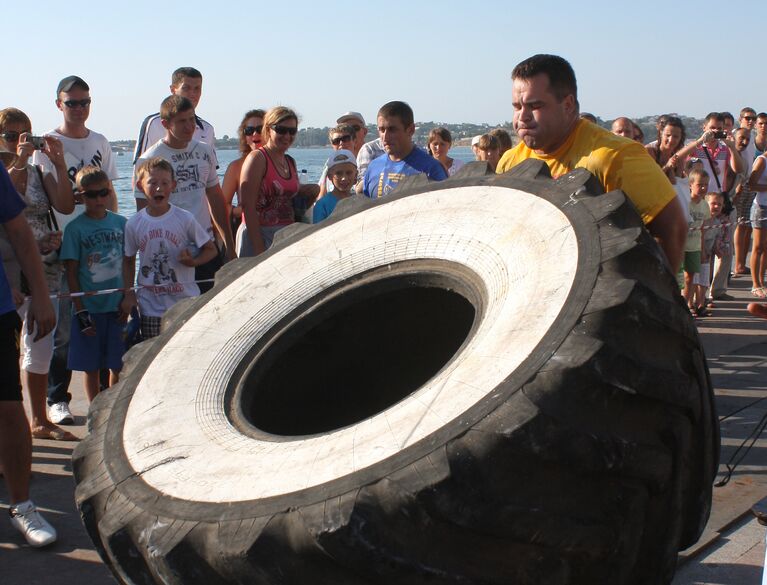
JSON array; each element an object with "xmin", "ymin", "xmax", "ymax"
[
  {"xmin": 362, "ymin": 101, "xmax": 448, "ymax": 198},
  {"xmin": 0, "ymin": 165, "xmax": 58, "ymax": 547}
]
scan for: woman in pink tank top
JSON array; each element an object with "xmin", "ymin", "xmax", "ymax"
[{"xmin": 238, "ymin": 107, "xmax": 320, "ymax": 257}]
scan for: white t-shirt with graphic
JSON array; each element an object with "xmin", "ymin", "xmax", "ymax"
[
  {"xmin": 135, "ymin": 139, "xmax": 219, "ymax": 237},
  {"xmin": 33, "ymin": 128, "xmax": 119, "ymax": 232},
  {"xmin": 124, "ymin": 205, "xmax": 212, "ymax": 317}
]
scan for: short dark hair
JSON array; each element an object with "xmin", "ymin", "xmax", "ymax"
[
  {"xmin": 721, "ymin": 111, "xmax": 735, "ymax": 125},
  {"xmin": 137, "ymin": 157, "xmax": 175, "ymax": 184},
  {"xmin": 704, "ymin": 112, "xmax": 724, "ymax": 124},
  {"xmin": 740, "ymin": 107, "xmax": 757, "ymax": 117},
  {"xmin": 758, "ymin": 112, "xmax": 767, "ymax": 121},
  {"xmin": 512, "ymin": 54, "xmax": 577, "ymax": 102},
  {"xmin": 160, "ymin": 95, "xmax": 194, "ymax": 121},
  {"xmin": 378, "ymin": 101, "xmax": 414, "ymax": 128},
  {"xmin": 172, "ymin": 67, "xmax": 202, "ymax": 86}
]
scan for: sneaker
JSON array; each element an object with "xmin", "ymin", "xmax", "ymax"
[
  {"xmin": 48, "ymin": 402, "xmax": 73, "ymax": 425},
  {"xmin": 9, "ymin": 500, "xmax": 57, "ymax": 547}
]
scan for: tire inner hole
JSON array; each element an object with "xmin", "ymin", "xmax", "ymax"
[{"xmin": 237, "ymin": 267, "xmax": 478, "ymax": 437}]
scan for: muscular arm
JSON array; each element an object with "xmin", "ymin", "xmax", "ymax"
[
  {"xmin": 646, "ymin": 197, "xmax": 687, "ymax": 274},
  {"xmin": 5, "ymin": 215, "xmax": 54, "ymax": 340}
]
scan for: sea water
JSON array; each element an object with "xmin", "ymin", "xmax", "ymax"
[{"xmin": 112, "ymin": 146, "xmax": 477, "ymax": 218}]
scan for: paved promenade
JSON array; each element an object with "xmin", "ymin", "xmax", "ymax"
[{"xmin": 1, "ymin": 276, "xmax": 767, "ymax": 584}]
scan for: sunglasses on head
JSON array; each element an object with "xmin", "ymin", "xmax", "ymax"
[
  {"xmin": 272, "ymin": 125, "xmax": 297, "ymax": 136},
  {"xmin": 1, "ymin": 131, "xmax": 22, "ymax": 142},
  {"xmin": 81, "ymin": 187, "xmax": 110, "ymax": 199},
  {"xmin": 62, "ymin": 98, "xmax": 92, "ymax": 109},
  {"xmin": 331, "ymin": 134, "xmax": 353, "ymax": 146},
  {"xmin": 244, "ymin": 125, "xmax": 263, "ymax": 136}
]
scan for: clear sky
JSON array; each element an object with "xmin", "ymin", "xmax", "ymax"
[{"xmin": 6, "ymin": 0, "xmax": 761, "ymax": 140}]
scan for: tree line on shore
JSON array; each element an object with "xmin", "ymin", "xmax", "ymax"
[{"xmin": 109, "ymin": 114, "xmax": 708, "ymax": 151}]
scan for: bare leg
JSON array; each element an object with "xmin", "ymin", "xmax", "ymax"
[
  {"xmin": 684, "ymin": 270, "xmax": 694, "ymax": 308},
  {"xmin": 751, "ymin": 229, "xmax": 764, "ymax": 290},
  {"xmin": 735, "ymin": 224, "xmax": 752, "ymax": 273},
  {"xmin": 84, "ymin": 370, "xmax": 101, "ymax": 402},
  {"xmin": 26, "ymin": 371, "xmax": 53, "ymax": 430},
  {"xmin": 109, "ymin": 369, "xmax": 120, "ymax": 387},
  {"xmin": 0, "ymin": 402, "xmax": 31, "ymax": 504}
]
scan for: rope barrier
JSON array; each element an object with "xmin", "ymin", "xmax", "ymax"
[{"xmin": 32, "ymin": 278, "xmax": 216, "ymax": 301}]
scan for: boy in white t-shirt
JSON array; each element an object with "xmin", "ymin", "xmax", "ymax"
[
  {"xmin": 121, "ymin": 158, "xmax": 216, "ymax": 338},
  {"xmin": 134, "ymin": 95, "xmax": 235, "ymax": 295}
]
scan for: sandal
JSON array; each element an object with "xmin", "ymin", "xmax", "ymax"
[
  {"xmin": 751, "ymin": 288, "xmax": 767, "ymax": 299},
  {"xmin": 696, "ymin": 306, "xmax": 712, "ymax": 317},
  {"xmin": 31, "ymin": 426, "xmax": 78, "ymax": 442}
]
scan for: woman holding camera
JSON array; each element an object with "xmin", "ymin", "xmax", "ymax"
[{"xmin": 0, "ymin": 107, "xmax": 76, "ymax": 441}]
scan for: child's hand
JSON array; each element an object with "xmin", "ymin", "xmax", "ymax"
[
  {"xmin": 119, "ymin": 292, "xmax": 137, "ymax": 323},
  {"xmin": 76, "ymin": 309, "xmax": 96, "ymax": 336},
  {"xmin": 178, "ymin": 248, "xmax": 196, "ymax": 267}
]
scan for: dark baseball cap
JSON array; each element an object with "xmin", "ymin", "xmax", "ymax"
[{"xmin": 56, "ymin": 75, "xmax": 89, "ymax": 96}]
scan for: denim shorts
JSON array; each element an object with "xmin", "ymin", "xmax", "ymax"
[
  {"xmin": 751, "ymin": 202, "xmax": 767, "ymax": 230},
  {"xmin": 68, "ymin": 311, "xmax": 124, "ymax": 372}
]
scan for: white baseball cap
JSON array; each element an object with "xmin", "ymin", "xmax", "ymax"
[
  {"xmin": 337, "ymin": 111, "xmax": 365, "ymax": 126},
  {"xmin": 471, "ymin": 135, "xmax": 482, "ymax": 146},
  {"xmin": 326, "ymin": 149, "xmax": 358, "ymax": 172}
]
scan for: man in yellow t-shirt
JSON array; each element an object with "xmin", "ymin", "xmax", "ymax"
[{"xmin": 497, "ymin": 54, "xmax": 687, "ymax": 273}]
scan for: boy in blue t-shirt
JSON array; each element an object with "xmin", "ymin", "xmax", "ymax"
[
  {"xmin": 60, "ymin": 167, "xmax": 127, "ymax": 402},
  {"xmin": 313, "ymin": 150, "xmax": 357, "ymax": 223}
]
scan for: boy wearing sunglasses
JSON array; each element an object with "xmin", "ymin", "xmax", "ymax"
[{"xmin": 60, "ymin": 167, "xmax": 127, "ymax": 403}]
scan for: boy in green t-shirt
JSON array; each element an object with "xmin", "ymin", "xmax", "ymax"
[{"xmin": 60, "ymin": 167, "xmax": 127, "ymax": 402}]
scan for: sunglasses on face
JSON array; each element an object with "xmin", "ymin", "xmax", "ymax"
[
  {"xmin": 331, "ymin": 135, "xmax": 353, "ymax": 146},
  {"xmin": 744, "ymin": 116, "xmax": 757, "ymax": 122},
  {"xmin": 350, "ymin": 125, "xmax": 362, "ymax": 133},
  {"xmin": 1, "ymin": 131, "xmax": 23, "ymax": 142},
  {"xmin": 272, "ymin": 125, "xmax": 297, "ymax": 136},
  {"xmin": 81, "ymin": 187, "xmax": 110, "ymax": 199},
  {"xmin": 244, "ymin": 125, "xmax": 263, "ymax": 136},
  {"xmin": 62, "ymin": 98, "xmax": 92, "ymax": 109}
]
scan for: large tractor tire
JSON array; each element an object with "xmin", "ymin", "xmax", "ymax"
[{"xmin": 73, "ymin": 161, "xmax": 719, "ymax": 585}]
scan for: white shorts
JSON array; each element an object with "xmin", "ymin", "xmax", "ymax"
[
  {"xmin": 18, "ymin": 297, "xmax": 59, "ymax": 375},
  {"xmin": 693, "ymin": 263, "xmax": 711, "ymax": 287}
]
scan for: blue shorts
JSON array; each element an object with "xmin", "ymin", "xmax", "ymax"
[
  {"xmin": 751, "ymin": 202, "xmax": 767, "ymax": 230},
  {"xmin": 68, "ymin": 311, "xmax": 124, "ymax": 372}
]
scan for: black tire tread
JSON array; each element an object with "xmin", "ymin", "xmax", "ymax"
[{"xmin": 73, "ymin": 160, "xmax": 718, "ymax": 585}]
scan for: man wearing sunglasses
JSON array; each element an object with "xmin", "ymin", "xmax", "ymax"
[
  {"xmin": 32, "ymin": 74, "xmax": 119, "ymax": 428},
  {"xmin": 132, "ymin": 67, "xmax": 217, "ymax": 170}
]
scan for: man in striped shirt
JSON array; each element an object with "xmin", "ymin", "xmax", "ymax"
[{"xmin": 131, "ymin": 67, "xmax": 217, "ymax": 185}]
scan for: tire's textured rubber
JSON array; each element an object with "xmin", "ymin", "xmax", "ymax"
[{"xmin": 73, "ymin": 160, "xmax": 719, "ymax": 585}]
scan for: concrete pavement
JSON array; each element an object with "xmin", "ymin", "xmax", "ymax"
[{"xmin": 1, "ymin": 275, "xmax": 767, "ymax": 584}]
